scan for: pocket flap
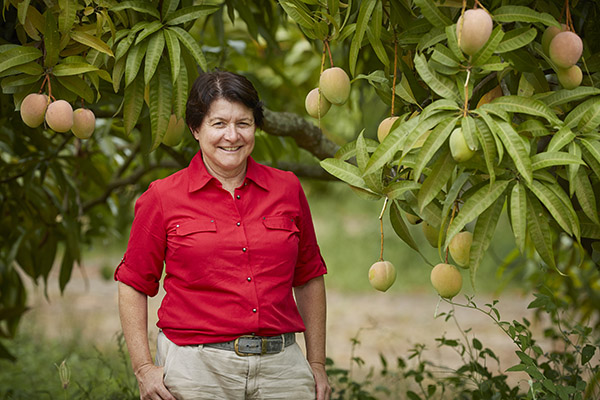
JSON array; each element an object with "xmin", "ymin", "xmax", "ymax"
[
  {"xmin": 262, "ymin": 216, "xmax": 298, "ymax": 231},
  {"xmin": 175, "ymin": 219, "xmax": 217, "ymax": 235}
]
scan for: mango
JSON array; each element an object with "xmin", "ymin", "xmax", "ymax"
[
  {"xmin": 456, "ymin": 9, "xmax": 493, "ymax": 56},
  {"xmin": 45, "ymin": 100, "xmax": 73, "ymax": 132},
  {"xmin": 319, "ymin": 67, "xmax": 351, "ymax": 105},
  {"xmin": 71, "ymin": 108, "xmax": 95, "ymax": 139},
  {"xmin": 305, "ymin": 88, "xmax": 331, "ymax": 118},
  {"xmin": 430, "ymin": 263, "xmax": 463, "ymax": 299},
  {"xmin": 20, "ymin": 93, "xmax": 48, "ymax": 128}
]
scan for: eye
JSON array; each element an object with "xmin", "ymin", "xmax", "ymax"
[{"xmin": 212, "ymin": 121, "xmax": 225, "ymax": 127}]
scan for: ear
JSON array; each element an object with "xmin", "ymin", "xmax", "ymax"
[{"xmin": 190, "ymin": 127, "xmax": 200, "ymax": 141}]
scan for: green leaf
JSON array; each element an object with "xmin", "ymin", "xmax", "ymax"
[
  {"xmin": 17, "ymin": 0, "xmax": 30, "ymax": 25},
  {"xmin": 417, "ymin": 28, "xmax": 446, "ymax": 53},
  {"xmin": 70, "ymin": 31, "xmax": 115, "ymax": 57},
  {"xmin": 357, "ymin": 132, "xmax": 383, "ymax": 193},
  {"xmin": 493, "ymin": 6, "xmax": 560, "ymax": 26},
  {"xmin": 112, "ymin": 56, "xmax": 126, "ymax": 92},
  {"xmin": 581, "ymin": 345, "xmax": 596, "ymax": 365},
  {"xmin": 172, "ymin": 61, "xmax": 188, "ymax": 119},
  {"xmin": 384, "ymin": 181, "xmax": 421, "ymax": 200},
  {"xmin": 414, "ymin": 53, "xmax": 460, "ymax": 101},
  {"xmin": 547, "ymin": 126, "xmax": 575, "ymax": 152},
  {"xmin": 471, "ymin": 26, "xmax": 504, "ymax": 66},
  {"xmin": 52, "ymin": 63, "xmax": 99, "ymax": 76},
  {"xmin": 444, "ymin": 180, "xmax": 511, "ymax": 249},
  {"xmin": 461, "ymin": 115, "xmax": 477, "ymax": 151},
  {"xmin": 526, "ymin": 194, "xmax": 556, "ymax": 268},
  {"xmin": 125, "ymin": 41, "xmax": 148, "ymax": 87},
  {"xmin": 135, "ymin": 20, "xmax": 164, "ymax": 45},
  {"xmin": 531, "ymin": 152, "xmax": 585, "ymax": 171},
  {"xmin": 526, "ymin": 180, "xmax": 573, "ymax": 235},
  {"xmin": 390, "ymin": 201, "xmax": 425, "ymax": 260},
  {"xmin": 445, "ymin": 24, "xmax": 466, "ymax": 61},
  {"xmin": 58, "ymin": 0, "xmax": 77, "ymax": 33},
  {"xmin": 474, "ymin": 118, "xmax": 497, "ymax": 184},
  {"xmin": 413, "ymin": 116, "xmax": 460, "ymax": 180},
  {"xmin": 489, "ymin": 95, "xmax": 561, "ymax": 126},
  {"xmin": 149, "ymin": 62, "xmax": 173, "ymax": 151},
  {"xmin": 574, "ymin": 168, "xmax": 600, "ymax": 225},
  {"xmin": 279, "ymin": 0, "xmax": 316, "ymax": 29},
  {"xmin": 56, "ymin": 75, "xmax": 94, "ymax": 103},
  {"xmin": 161, "ymin": 0, "xmax": 180, "ymax": 19},
  {"xmin": 578, "ymin": 100, "xmax": 600, "ymax": 132},
  {"xmin": 144, "ymin": 32, "xmax": 165, "ymax": 85},
  {"xmin": 405, "ymin": 191, "xmax": 443, "ymax": 230},
  {"xmin": 431, "ymin": 44, "xmax": 460, "ymax": 68},
  {"xmin": 1, "ymin": 74, "xmax": 40, "ymax": 90},
  {"xmin": 470, "ymin": 192, "xmax": 505, "ymax": 288},
  {"xmin": 364, "ymin": 116, "xmax": 421, "ymax": 175},
  {"xmin": 441, "ymin": 172, "xmax": 470, "ymax": 231},
  {"xmin": 349, "ymin": 0, "xmax": 377, "ymax": 76},
  {"xmin": 495, "ymin": 27, "xmax": 537, "ymax": 53},
  {"xmin": 164, "ymin": 29, "xmax": 181, "ymax": 85},
  {"xmin": 165, "ymin": 4, "xmax": 220, "ymax": 25},
  {"xmin": 111, "ymin": 1, "xmax": 160, "ymax": 18},
  {"xmin": 565, "ymin": 97, "xmax": 600, "ymax": 129},
  {"xmin": 123, "ymin": 73, "xmax": 145, "ymax": 135},
  {"xmin": 44, "ymin": 10, "xmax": 60, "ymax": 68},
  {"xmin": 542, "ymin": 87, "xmax": 600, "ymax": 108},
  {"xmin": 574, "ymin": 168, "xmax": 599, "ymax": 224},
  {"xmin": 413, "ymin": 0, "xmax": 452, "ymax": 27},
  {"xmin": 168, "ymin": 27, "xmax": 207, "ymax": 72},
  {"xmin": 0, "ymin": 46, "xmax": 42, "ymax": 74},
  {"xmin": 366, "ymin": 25, "xmax": 389, "ymax": 68},
  {"xmin": 494, "ymin": 119, "xmax": 533, "ymax": 184},
  {"xmin": 395, "ymin": 75, "xmax": 417, "ymax": 105},
  {"xmin": 115, "ymin": 22, "xmax": 148, "ymax": 60},
  {"xmin": 510, "ymin": 182, "xmax": 527, "ymax": 253},
  {"xmin": 580, "ymin": 139, "xmax": 600, "ymax": 176},
  {"xmin": 321, "ymin": 158, "xmax": 368, "ymax": 188},
  {"xmin": 417, "ymin": 149, "xmax": 456, "ymax": 212}
]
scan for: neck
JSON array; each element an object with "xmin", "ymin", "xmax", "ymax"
[{"xmin": 202, "ymin": 157, "xmax": 247, "ymax": 195}]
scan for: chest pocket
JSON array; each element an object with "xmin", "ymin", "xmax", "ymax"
[
  {"xmin": 168, "ymin": 218, "xmax": 217, "ymax": 251},
  {"xmin": 175, "ymin": 219, "xmax": 217, "ymax": 235},
  {"xmin": 262, "ymin": 216, "xmax": 299, "ymax": 232}
]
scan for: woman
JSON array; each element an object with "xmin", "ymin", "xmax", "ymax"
[{"xmin": 115, "ymin": 70, "xmax": 331, "ymax": 400}]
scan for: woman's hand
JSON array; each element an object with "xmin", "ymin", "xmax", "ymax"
[
  {"xmin": 309, "ymin": 361, "xmax": 331, "ymax": 400},
  {"xmin": 135, "ymin": 364, "xmax": 177, "ymax": 400}
]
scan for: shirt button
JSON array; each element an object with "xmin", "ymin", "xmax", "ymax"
[
  {"xmin": 242, "ymin": 247, "xmax": 247, "ymax": 252},
  {"xmin": 236, "ymin": 195, "xmax": 241, "ymax": 199},
  {"xmin": 252, "ymin": 308, "xmax": 257, "ymax": 313},
  {"xmin": 247, "ymin": 277, "xmax": 251, "ymax": 282},
  {"xmin": 236, "ymin": 222, "xmax": 241, "ymax": 226}
]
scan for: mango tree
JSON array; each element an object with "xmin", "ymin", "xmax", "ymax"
[{"xmin": 1, "ymin": 0, "xmax": 599, "ymax": 373}]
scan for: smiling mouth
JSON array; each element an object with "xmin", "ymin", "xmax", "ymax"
[{"xmin": 220, "ymin": 146, "xmax": 242, "ymax": 152}]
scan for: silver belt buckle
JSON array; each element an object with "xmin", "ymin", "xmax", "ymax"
[{"xmin": 234, "ymin": 335, "xmax": 267, "ymax": 356}]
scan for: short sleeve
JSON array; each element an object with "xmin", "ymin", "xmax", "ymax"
[
  {"xmin": 292, "ymin": 179, "xmax": 327, "ymax": 286},
  {"xmin": 114, "ymin": 182, "xmax": 166, "ymax": 296}
]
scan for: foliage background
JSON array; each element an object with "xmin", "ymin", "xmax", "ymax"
[{"xmin": 1, "ymin": 0, "xmax": 600, "ymax": 397}]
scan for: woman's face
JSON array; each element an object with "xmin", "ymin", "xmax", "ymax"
[{"xmin": 192, "ymin": 98, "xmax": 256, "ymax": 177}]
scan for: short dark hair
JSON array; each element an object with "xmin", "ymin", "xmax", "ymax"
[{"xmin": 186, "ymin": 71, "xmax": 264, "ymax": 132}]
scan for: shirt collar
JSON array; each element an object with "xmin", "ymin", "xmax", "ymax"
[{"xmin": 187, "ymin": 151, "xmax": 270, "ymax": 192}]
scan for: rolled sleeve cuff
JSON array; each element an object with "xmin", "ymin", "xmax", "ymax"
[
  {"xmin": 114, "ymin": 257, "xmax": 160, "ymax": 297},
  {"xmin": 293, "ymin": 247, "xmax": 327, "ymax": 287}
]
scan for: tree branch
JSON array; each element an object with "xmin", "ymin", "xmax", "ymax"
[
  {"xmin": 82, "ymin": 161, "xmax": 180, "ymax": 212},
  {"xmin": 262, "ymin": 108, "xmax": 339, "ymax": 160}
]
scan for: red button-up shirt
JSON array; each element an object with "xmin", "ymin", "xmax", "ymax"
[{"xmin": 114, "ymin": 152, "xmax": 327, "ymax": 346}]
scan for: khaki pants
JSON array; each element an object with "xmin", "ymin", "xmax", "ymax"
[{"xmin": 156, "ymin": 331, "xmax": 316, "ymax": 400}]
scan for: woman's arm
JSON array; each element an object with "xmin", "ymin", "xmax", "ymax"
[
  {"xmin": 294, "ymin": 275, "xmax": 331, "ymax": 400},
  {"xmin": 118, "ymin": 282, "xmax": 176, "ymax": 400}
]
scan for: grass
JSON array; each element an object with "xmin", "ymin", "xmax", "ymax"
[{"xmin": 0, "ymin": 330, "xmax": 138, "ymax": 399}]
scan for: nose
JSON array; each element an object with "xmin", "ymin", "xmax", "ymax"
[{"xmin": 222, "ymin": 123, "xmax": 240, "ymax": 141}]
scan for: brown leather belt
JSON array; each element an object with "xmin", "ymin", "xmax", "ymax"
[{"xmin": 204, "ymin": 333, "xmax": 296, "ymax": 356}]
